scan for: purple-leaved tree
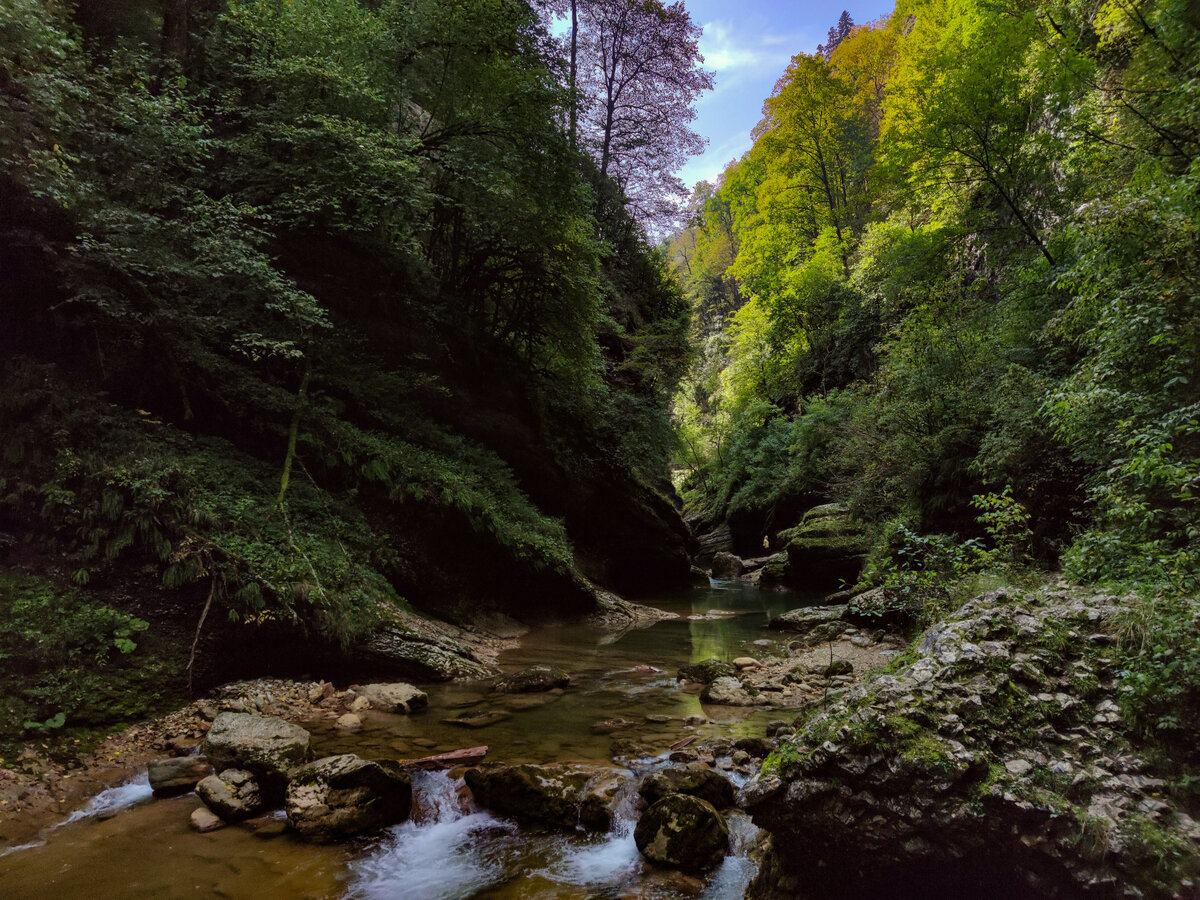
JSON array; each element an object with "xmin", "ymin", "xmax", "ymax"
[{"xmin": 542, "ymin": 0, "xmax": 713, "ymax": 231}]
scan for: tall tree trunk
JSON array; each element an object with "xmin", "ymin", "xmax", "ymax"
[
  {"xmin": 278, "ymin": 361, "xmax": 311, "ymax": 508},
  {"xmin": 569, "ymin": 0, "xmax": 578, "ymax": 148},
  {"xmin": 161, "ymin": 0, "xmax": 189, "ymax": 62}
]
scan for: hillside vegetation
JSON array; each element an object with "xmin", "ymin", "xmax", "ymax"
[
  {"xmin": 0, "ymin": 0, "xmax": 694, "ymax": 746},
  {"xmin": 668, "ymin": 0, "xmax": 1198, "ymax": 754}
]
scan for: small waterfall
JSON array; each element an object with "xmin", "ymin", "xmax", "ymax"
[
  {"xmin": 55, "ymin": 772, "xmax": 154, "ymax": 828},
  {"xmin": 347, "ymin": 771, "xmax": 517, "ymax": 900}
]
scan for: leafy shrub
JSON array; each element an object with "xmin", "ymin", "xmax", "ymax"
[
  {"xmin": 1116, "ymin": 591, "xmax": 1200, "ymax": 766},
  {"xmin": 0, "ymin": 569, "xmax": 177, "ymax": 745}
]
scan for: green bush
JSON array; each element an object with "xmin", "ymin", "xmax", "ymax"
[{"xmin": 0, "ymin": 569, "xmax": 179, "ymax": 745}]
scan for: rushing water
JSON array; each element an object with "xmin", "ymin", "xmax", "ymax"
[{"xmin": 0, "ymin": 582, "xmax": 814, "ymax": 899}]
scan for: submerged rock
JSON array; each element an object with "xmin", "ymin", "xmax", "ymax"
[
  {"xmin": 440, "ymin": 710, "xmax": 512, "ymax": 729},
  {"xmin": 148, "ymin": 757, "xmax": 213, "ymax": 797},
  {"xmin": 463, "ymin": 763, "xmax": 627, "ymax": 832},
  {"xmin": 189, "ymin": 806, "xmax": 225, "ymax": 833},
  {"xmin": 357, "ymin": 682, "xmax": 429, "ymax": 714},
  {"xmin": 493, "ymin": 664, "xmax": 571, "ymax": 694},
  {"xmin": 634, "ymin": 794, "xmax": 729, "ymax": 872},
  {"xmin": 639, "ymin": 766, "xmax": 735, "ymax": 810},
  {"xmin": 285, "ymin": 754, "xmax": 412, "ymax": 842},
  {"xmin": 201, "ymin": 713, "xmax": 310, "ymax": 797},
  {"xmin": 196, "ymin": 769, "xmax": 263, "ymax": 822}
]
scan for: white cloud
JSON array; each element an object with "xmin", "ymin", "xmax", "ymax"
[{"xmin": 698, "ymin": 19, "xmax": 809, "ymax": 73}]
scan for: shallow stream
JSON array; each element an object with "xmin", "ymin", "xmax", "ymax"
[{"xmin": 0, "ymin": 582, "xmax": 814, "ymax": 899}]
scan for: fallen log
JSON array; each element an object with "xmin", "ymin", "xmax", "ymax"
[
  {"xmin": 669, "ymin": 735, "xmax": 697, "ymax": 751},
  {"xmin": 401, "ymin": 745, "xmax": 489, "ymax": 771}
]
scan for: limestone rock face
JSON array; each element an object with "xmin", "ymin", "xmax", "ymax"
[
  {"xmin": 745, "ymin": 588, "xmax": 1200, "ymax": 899},
  {"xmin": 634, "ymin": 794, "xmax": 729, "ymax": 872},
  {"xmin": 639, "ymin": 766, "xmax": 735, "ymax": 810},
  {"xmin": 148, "ymin": 757, "xmax": 213, "ymax": 796},
  {"xmin": 285, "ymin": 754, "xmax": 412, "ymax": 842},
  {"xmin": 196, "ymin": 769, "xmax": 263, "ymax": 822},
  {"xmin": 700, "ymin": 676, "xmax": 767, "ymax": 707},
  {"xmin": 493, "ymin": 664, "xmax": 570, "ymax": 694},
  {"xmin": 357, "ymin": 682, "xmax": 428, "ymax": 714},
  {"xmin": 463, "ymin": 763, "xmax": 628, "ymax": 832},
  {"xmin": 693, "ymin": 522, "xmax": 733, "ymax": 567},
  {"xmin": 201, "ymin": 713, "xmax": 311, "ymax": 787},
  {"xmin": 676, "ymin": 658, "xmax": 737, "ymax": 685}
]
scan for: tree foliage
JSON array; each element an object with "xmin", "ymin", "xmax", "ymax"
[{"xmin": 669, "ymin": 0, "xmax": 1199, "ymax": 599}]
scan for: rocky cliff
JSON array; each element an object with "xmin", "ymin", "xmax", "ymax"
[{"xmin": 744, "ymin": 585, "xmax": 1200, "ymax": 898}]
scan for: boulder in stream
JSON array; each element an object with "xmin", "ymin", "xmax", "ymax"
[
  {"xmin": 767, "ymin": 605, "xmax": 847, "ymax": 645},
  {"xmin": 201, "ymin": 712, "xmax": 311, "ymax": 791},
  {"xmin": 189, "ymin": 806, "xmax": 225, "ymax": 833},
  {"xmin": 356, "ymin": 682, "xmax": 428, "ymax": 714},
  {"xmin": 285, "ymin": 754, "xmax": 412, "ymax": 842},
  {"xmin": 196, "ymin": 769, "xmax": 264, "ymax": 822},
  {"xmin": 464, "ymin": 763, "xmax": 628, "ymax": 832},
  {"xmin": 148, "ymin": 757, "xmax": 213, "ymax": 796},
  {"xmin": 639, "ymin": 766, "xmax": 735, "ymax": 810},
  {"xmin": 710, "ymin": 551, "xmax": 745, "ymax": 579},
  {"xmin": 779, "ymin": 503, "xmax": 868, "ymax": 590},
  {"xmin": 675, "ymin": 658, "xmax": 736, "ymax": 685},
  {"xmin": 634, "ymin": 794, "xmax": 729, "ymax": 872},
  {"xmin": 493, "ymin": 664, "xmax": 571, "ymax": 694}
]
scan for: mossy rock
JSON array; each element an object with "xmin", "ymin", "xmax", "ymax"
[
  {"xmin": 780, "ymin": 504, "xmax": 868, "ymax": 590},
  {"xmin": 676, "ymin": 658, "xmax": 737, "ymax": 684},
  {"xmin": 639, "ymin": 766, "xmax": 735, "ymax": 809},
  {"xmin": 634, "ymin": 793, "xmax": 730, "ymax": 872},
  {"xmin": 493, "ymin": 664, "xmax": 571, "ymax": 694},
  {"xmin": 463, "ymin": 763, "xmax": 626, "ymax": 832},
  {"xmin": 285, "ymin": 754, "xmax": 412, "ymax": 842}
]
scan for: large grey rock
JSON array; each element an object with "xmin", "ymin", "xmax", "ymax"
[
  {"xmin": 844, "ymin": 585, "xmax": 911, "ymax": 628},
  {"xmin": 493, "ymin": 664, "xmax": 570, "ymax": 694},
  {"xmin": 355, "ymin": 609, "xmax": 499, "ymax": 681},
  {"xmin": 634, "ymin": 794, "xmax": 729, "ymax": 872},
  {"xmin": 196, "ymin": 768, "xmax": 263, "ymax": 822},
  {"xmin": 768, "ymin": 605, "xmax": 847, "ymax": 645},
  {"xmin": 700, "ymin": 676, "xmax": 767, "ymax": 707},
  {"xmin": 745, "ymin": 588, "xmax": 1200, "ymax": 898},
  {"xmin": 148, "ymin": 757, "xmax": 213, "ymax": 796},
  {"xmin": 201, "ymin": 712, "xmax": 311, "ymax": 794},
  {"xmin": 710, "ymin": 551, "xmax": 745, "ymax": 579},
  {"xmin": 639, "ymin": 766, "xmax": 735, "ymax": 809},
  {"xmin": 285, "ymin": 754, "xmax": 412, "ymax": 842},
  {"xmin": 464, "ymin": 763, "xmax": 627, "ymax": 832},
  {"xmin": 358, "ymin": 683, "xmax": 428, "ymax": 714}
]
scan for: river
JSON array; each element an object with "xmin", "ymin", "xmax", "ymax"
[{"xmin": 0, "ymin": 581, "xmax": 815, "ymax": 899}]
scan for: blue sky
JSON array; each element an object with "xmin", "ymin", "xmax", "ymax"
[{"xmin": 678, "ymin": 0, "xmax": 895, "ymax": 191}]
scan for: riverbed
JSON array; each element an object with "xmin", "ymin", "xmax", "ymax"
[{"xmin": 0, "ymin": 582, "xmax": 816, "ymax": 899}]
